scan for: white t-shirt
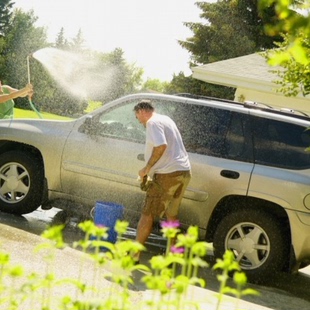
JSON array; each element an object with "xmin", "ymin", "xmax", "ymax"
[{"xmin": 145, "ymin": 113, "xmax": 191, "ymax": 176}]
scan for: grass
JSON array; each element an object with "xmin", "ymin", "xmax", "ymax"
[
  {"xmin": 14, "ymin": 108, "xmax": 73, "ymax": 120},
  {"xmin": 13, "ymin": 100, "xmax": 103, "ymax": 120}
]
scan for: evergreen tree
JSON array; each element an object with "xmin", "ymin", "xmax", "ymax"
[
  {"xmin": 170, "ymin": 0, "xmax": 283, "ymax": 99},
  {"xmin": 54, "ymin": 27, "xmax": 70, "ymax": 49},
  {"xmin": 0, "ymin": 8, "xmax": 48, "ymax": 110},
  {"xmin": 0, "ymin": 0, "xmax": 14, "ymax": 78},
  {"xmin": 180, "ymin": 0, "xmax": 281, "ymax": 65},
  {"xmin": 71, "ymin": 28, "xmax": 85, "ymax": 51},
  {"xmin": 0, "ymin": 0, "xmax": 13, "ymax": 37}
]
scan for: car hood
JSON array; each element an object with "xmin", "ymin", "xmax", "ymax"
[{"xmin": 0, "ymin": 118, "xmax": 77, "ymax": 134}]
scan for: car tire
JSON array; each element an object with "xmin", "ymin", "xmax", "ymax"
[
  {"xmin": 0, "ymin": 150, "xmax": 44, "ymax": 215},
  {"xmin": 213, "ymin": 208, "xmax": 289, "ymax": 283}
]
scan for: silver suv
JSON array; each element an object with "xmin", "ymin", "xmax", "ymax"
[{"xmin": 0, "ymin": 93, "xmax": 310, "ymax": 282}]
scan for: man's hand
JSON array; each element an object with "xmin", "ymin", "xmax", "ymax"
[
  {"xmin": 138, "ymin": 166, "xmax": 150, "ymax": 178},
  {"xmin": 26, "ymin": 83, "xmax": 34, "ymax": 98},
  {"xmin": 20, "ymin": 84, "xmax": 33, "ymax": 98}
]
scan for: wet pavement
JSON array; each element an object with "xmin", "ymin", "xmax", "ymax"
[{"xmin": 0, "ymin": 207, "xmax": 310, "ymax": 309}]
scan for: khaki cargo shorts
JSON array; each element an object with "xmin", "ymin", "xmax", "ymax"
[{"xmin": 142, "ymin": 170, "xmax": 191, "ymax": 218}]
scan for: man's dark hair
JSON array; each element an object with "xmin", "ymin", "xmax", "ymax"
[{"xmin": 133, "ymin": 99, "xmax": 154, "ymax": 112}]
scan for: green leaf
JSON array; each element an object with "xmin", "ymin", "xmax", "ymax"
[
  {"xmin": 241, "ymin": 288, "xmax": 261, "ymax": 296},
  {"xmin": 9, "ymin": 265, "xmax": 24, "ymax": 277},
  {"xmin": 114, "ymin": 220, "xmax": 129, "ymax": 236},
  {"xmin": 289, "ymin": 41, "xmax": 309, "ymax": 65},
  {"xmin": 233, "ymin": 271, "xmax": 247, "ymax": 286},
  {"xmin": 0, "ymin": 252, "xmax": 10, "ymax": 265},
  {"xmin": 189, "ymin": 277, "xmax": 206, "ymax": 288}
]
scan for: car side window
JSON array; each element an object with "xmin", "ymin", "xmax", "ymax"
[
  {"xmin": 184, "ymin": 106, "xmax": 229, "ymax": 157},
  {"xmin": 155, "ymin": 101, "xmax": 230, "ymax": 157},
  {"xmin": 224, "ymin": 112, "xmax": 253, "ymax": 162},
  {"xmin": 96, "ymin": 101, "xmax": 146, "ymax": 143},
  {"xmin": 253, "ymin": 117, "xmax": 310, "ymax": 169}
]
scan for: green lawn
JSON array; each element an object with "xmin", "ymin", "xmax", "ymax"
[{"xmin": 14, "ymin": 108, "xmax": 73, "ymax": 120}]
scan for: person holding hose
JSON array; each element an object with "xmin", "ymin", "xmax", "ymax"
[
  {"xmin": 133, "ymin": 99, "xmax": 191, "ymax": 262},
  {"xmin": 0, "ymin": 81, "xmax": 33, "ymax": 119}
]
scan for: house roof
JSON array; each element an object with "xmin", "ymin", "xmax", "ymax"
[
  {"xmin": 191, "ymin": 52, "xmax": 310, "ymax": 114},
  {"xmin": 191, "ymin": 53, "xmax": 281, "ymax": 93}
]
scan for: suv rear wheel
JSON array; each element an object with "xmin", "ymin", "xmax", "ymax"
[
  {"xmin": 213, "ymin": 208, "xmax": 289, "ymax": 283},
  {"xmin": 0, "ymin": 150, "xmax": 44, "ymax": 214}
]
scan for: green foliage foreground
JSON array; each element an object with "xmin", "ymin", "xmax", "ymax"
[{"xmin": 0, "ymin": 220, "xmax": 258, "ymax": 310}]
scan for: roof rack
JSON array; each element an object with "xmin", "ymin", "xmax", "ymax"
[
  {"xmin": 244, "ymin": 101, "xmax": 274, "ymax": 109},
  {"xmin": 174, "ymin": 93, "xmax": 215, "ymax": 100},
  {"xmin": 244, "ymin": 100, "xmax": 310, "ymax": 120},
  {"xmin": 174, "ymin": 93, "xmax": 239, "ymax": 105},
  {"xmin": 280, "ymin": 108, "xmax": 309, "ymax": 117},
  {"xmin": 175, "ymin": 94, "xmax": 310, "ymax": 121}
]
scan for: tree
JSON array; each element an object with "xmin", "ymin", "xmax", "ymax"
[
  {"xmin": 0, "ymin": 4, "xmax": 143, "ymax": 116},
  {"xmin": 0, "ymin": 0, "xmax": 13, "ymax": 37},
  {"xmin": 0, "ymin": 0, "xmax": 15, "ymax": 80},
  {"xmin": 94, "ymin": 48, "xmax": 143, "ymax": 102},
  {"xmin": 54, "ymin": 27, "xmax": 69, "ymax": 49},
  {"xmin": 0, "ymin": 8, "xmax": 48, "ymax": 110},
  {"xmin": 180, "ymin": 0, "xmax": 281, "ymax": 64},
  {"xmin": 71, "ymin": 28, "xmax": 85, "ymax": 51},
  {"xmin": 261, "ymin": 0, "xmax": 310, "ymax": 96},
  {"xmin": 170, "ymin": 0, "xmax": 283, "ymax": 99},
  {"xmin": 142, "ymin": 78, "xmax": 169, "ymax": 93},
  {"xmin": 34, "ymin": 47, "xmax": 143, "ymax": 115},
  {"xmin": 126, "ymin": 62, "xmax": 144, "ymax": 94},
  {"xmin": 260, "ymin": 1, "xmax": 309, "ymax": 39},
  {"xmin": 264, "ymin": 33, "xmax": 310, "ymax": 97},
  {"xmin": 165, "ymin": 72, "xmax": 235, "ymax": 99}
]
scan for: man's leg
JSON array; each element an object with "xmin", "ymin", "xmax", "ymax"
[
  {"xmin": 165, "ymin": 171, "xmax": 191, "ymax": 248},
  {"xmin": 134, "ymin": 212, "xmax": 154, "ymax": 262},
  {"xmin": 136, "ymin": 213, "xmax": 154, "ymax": 245}
]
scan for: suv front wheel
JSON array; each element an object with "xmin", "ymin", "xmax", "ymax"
[
  {"xmin": 0, "ymin": 150, "xmax": 44, "ymax": 215},
  {"xmin": 213, "ymin": 208, "xmax": 289, "ymax": 283}
]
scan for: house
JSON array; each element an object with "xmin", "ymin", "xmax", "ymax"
[{"xmin": 191, "ymin": 53, "xmax": 310, "ymax": 115}]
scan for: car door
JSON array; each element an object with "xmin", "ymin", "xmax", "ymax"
[
  {"xmin": 61, "ymin": 99, "xmax": 147, "ymax": 217},
  {"xmin": 248, "ymin": 115, "xmax": 310, "ymax": 209},
  {"xmin": 153, "ymin": 101, "xmax": 255, "ymax": 230}
]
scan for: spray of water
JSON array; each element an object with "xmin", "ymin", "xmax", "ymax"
[{"xmin": 32, "ymin": 47, "xmax": 117, "ymax": 100}]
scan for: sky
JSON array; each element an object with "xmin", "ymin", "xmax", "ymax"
[{"xmin": 13, "ymin": 0, "xmax": 206, "ymax": 81}]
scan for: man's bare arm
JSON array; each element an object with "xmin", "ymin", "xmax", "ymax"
[{"xmin": 139, "ymin": 144, "xmax": 167, "ymax": 178}]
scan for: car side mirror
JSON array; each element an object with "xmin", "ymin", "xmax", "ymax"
[
  {"xmin": 85, "ymin": 115, "xmax": 93, "ymax": 127},
  {"xmin": 79, "ymin": 115, "xmax": 93, "ymax": 134}
]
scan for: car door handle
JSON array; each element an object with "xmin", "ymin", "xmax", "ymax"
[
  {"xmin": 220, "ymin": 170, "xmax": 240, "ymax": 179},
  {"xmin": 137, "ymin": 154, "xmax": 145, "ymax": 161}
]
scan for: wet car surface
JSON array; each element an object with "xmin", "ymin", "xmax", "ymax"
[
  {"xmin": 0, "ymin": 207, "xmax": 310, "ymax": 310},
  {"xmin": 2, "ymin": 92, "xmax": 310, "ymax": 282}
]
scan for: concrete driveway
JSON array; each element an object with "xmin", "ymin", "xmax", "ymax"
[{"xmin": 0, "ymin": 207, "xmax": 309, "ymax": 310}]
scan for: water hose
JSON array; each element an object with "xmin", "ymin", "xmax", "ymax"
[
  {"xmin": 27, "ymin": 55, "xmax": 43, "ymax": 119},
  {"xmin": 28, "ymin": 97, "xmax": 43, "ymax": 119}
]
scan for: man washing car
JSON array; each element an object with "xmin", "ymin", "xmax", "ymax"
[{"xmin": 133, "ymin": 99, "xmax": 191, "ymax": 262}]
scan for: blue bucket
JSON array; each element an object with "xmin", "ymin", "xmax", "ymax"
[{"xmin": 93, "ymin": 201, "xmax": 124, "ymax": 244}]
